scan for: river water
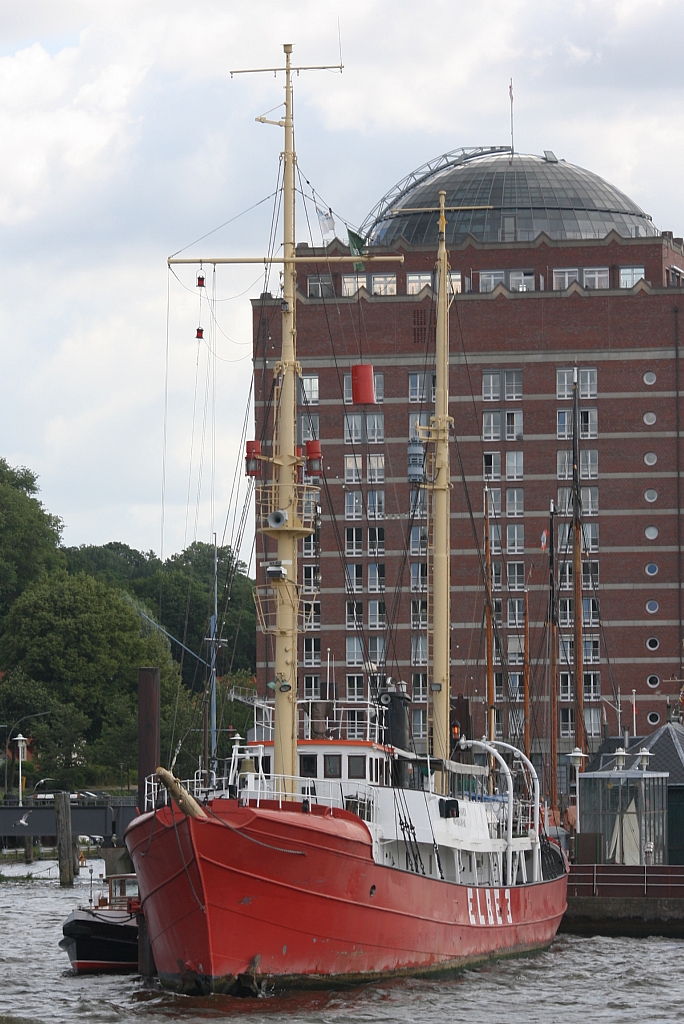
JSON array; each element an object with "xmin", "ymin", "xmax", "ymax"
[{"xmin": 1, "ymin": 858, "xmax": 682, "ymax": 1024}]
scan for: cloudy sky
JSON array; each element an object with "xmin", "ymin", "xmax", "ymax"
[{"xmin": 2, "ymin": 0, "xmax": 684, "ymax": 565}]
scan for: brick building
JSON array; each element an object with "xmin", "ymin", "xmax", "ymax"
[{"xmin": 252, "ymin": 147, "xmax": 684, "ymax": 800}]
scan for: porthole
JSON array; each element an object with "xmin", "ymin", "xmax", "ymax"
[
  {"xmin": 645, "ymin": 563, "xmax": 659, "ymax": 576},
  {"xmin": 643, "ymin": 371, "xmax": 657, "ymax": 385},
  {"xmin": 647, "ymin": 674, "xmax": 660, "ymax": 688},
  {"xmin": 647, "ymin": 712, "xmax": 661, "ymax": 726},
  {"xmin": 646, "ymin": 600, "xmax": 659, "ymax": 614},
  {"xmin": 644, "ymin": 489, "xmax": 658, "ymax": 503},
  {"xmin": 643, "ymin": 412, "xmax": 657, "ymax": 425},
  {"xmin": 644, "ymin": 452, "xmax": 658, "ymax": 466},
  {"xmin": 646, "ymin": 637, "xmax": 660, "ymax": 650},
  {"xmin": 645, "ymin": 526, "xmax": 659, "ymax": 540}
]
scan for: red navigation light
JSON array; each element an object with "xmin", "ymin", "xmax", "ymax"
[
  {"xmin": 351, "ymin": 363, "xmax": 376, "ymax": 404},
  {"xmin": 306, "ymin": 439, "xmax": 322, "ymax": 477},
  {"xmin": 245, "ymin": 440, "xmax": 262, "ymax": 477},
  {"xmin": 196, "ymin": 327, "xmax": 204, "ymax": 339},
  {"xmin": 197, "ymin": 273, "xmax": 205, "ymax": 288}
]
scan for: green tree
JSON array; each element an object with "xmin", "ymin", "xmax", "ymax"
[{"xmin": 0, "ymin": 458, "xmax": 64, "ymax": 620}]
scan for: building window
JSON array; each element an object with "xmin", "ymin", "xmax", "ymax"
[
  {"xmin": 557, "ymin": 450, "xmax": 572, "ymax": 479},
  {"xmin": 580, "ymin": 408, "xmax": 598, "ymax": 438},
  {"xmin": 583, "ymin": 597, "xmax": 600, "ymax": 626},
  {"xmin": 507, "ymin": 524, "xmax": 524, "ymax": 554},
  {"xmin": 366, "ymin": 413, "xmax": 384, "ymax": 443},
  {"xmin": 307, "ymin": 275, "xmax": 333, "ymax": 298},
  {"xmin": 480, "ymin": 270, "xmax": 505, "ymax": 292},
  {"xmin": 304, "ymin": 674, "xmax": 321, "ymax": 699},
  {"xmin": 582, "ymin": 487, "xmax": 599, "ymax": 515},
  {"xmin": 411, "ymin": 600, "xmax": 428, "ymax": 629},
  {"xmin": 556, "ymin": 368, "xmax": 574, "ymax": 400},
  {"xmin": 484, "ymin": 452, "xmax": 501, "ymax": 481},
  {"xmin": 347, "ymin": 713, "xmax": 366, "ymax": 741},
  {"xmin": 504, "ymin": 369, "xmax": 522, "ymax": 400},
  {"xmin": 345, "ymin": 490, "xmax": 363, "ymax": 519},
  {"xmin": 409, "ymin": 372, "xmax": 435, "ymax": 403},
  {"xmin": 374, "ymin": 373, "xmax": 384, "ymax": 402},
  {"xmin": 302, "ymin": 564, "xmax": 319, "ymax": 593},
  {"xmin": 409, "ymin": 410, "xmax": 430, "ymax": 440},
  {"xmin": 506, "ymin": 451, "xmax": 523, "ymax": 480},
  {"xmin": 505, "ymin": 410, "xmax": 523, "ymax": 440},
  {"xmin": 495, "ymin": 672, "xmax": 504, "ymax": 701},
  {"xmin": 506, "ymin": 488, "xmax": 524, "ymax": 517},
  {"xmin": 483, "ymin": 371, "xmax": 501, "ymax": 401},
  {"xmin": 304, "ymin": 637, "xmax": 321, "ymax": 666},
  {"xmin": 410, "ymin": 488, "xmax": 427, "ymax": 518},
  {"xmin": 411, "ymin": 562, "xmax": 428, "ymax": 592},
  {"xmin": 410, "ymin": 525, "xmax": 428, "ymax": 554},
  {"xmin": 372, "ymin": 274, "xmax": 396, "ymax": 295},
  {"xmin": 579, "ymin": 368, "xmax": 597, "ymax": 399},
  {"xmin": 368, "ymin": 526, "xmax": 385, "ymax": 555},
  {"xmin": 559, "ymin": 598, "xmax": 573, "ymax": 627},
  {"xmin": 507, "ymin": 562, "xmax": 525, "ymax": 591},
  {"xmin": 582, "ymin": 561, "xmax": 599, "ymax": 590},
  {"xmin": 346, "ymin": 601, "xmax": 363, "ymax": 630},
  {"xmin": 509, "ymin": 708, "xmax": 524, "ymax": 739},
  {"xmin": 583, "ymin": 636, "xmax": 600, "ymax": 663},
  {"xmin": 584, "ymin": 708, "xmax": 601, "ymax": 737},
  {"xmin": 559, "ymin": 562, "xmax": 572, "ymax": 590},
  {"xmin": 369, "ymin": 600, "xmax": 386, "ymax": 629},
  {"xmin": 346, "ymin": 527, "xmax": 362, "ymax": 556},
  {"xmin": 508, "ymin": 635, "xmax": 524, "ymax": 665},
  {"xmin": 406, "ymin": 272, "xmax": 433, "ymax": 294},
  {"xmin": 345, "ymin": 454, "xmax": 362, "ymax": 483},
  {"xmin": 487, "ymin": 487, "xmax": 502, "ymax": 517},
  {"xmin": 413, "ymin": 672, "xmax": 428, "ymax": 701},
  {"xmin": 560, "ymin": 672, "xmax": 574, "ymax": 701},
  {"xmin": 345, "ymin": 564, "xmax": 363, "ymax": 593},
  {"xmin": 509, "ymin": 271, "xmax": 535, "ymax": 292},
  {"xmin": 557, "ymin": 522, "xmax": 575, "ymax": 552},
  {"xmin": 494, "ymin": 708, "xmax": 503, "ymax": 739},
  {"xmin": 560, "ymin": 708, "xmax": 575, "ymax": 738},
  {"xmin": 583, "ymin": 267, "xmax": 609, "ymax": 290},
  {"xmin": 346, "ymin": 636, "xmax": 363, "ymax": 666},
  {"xmin": 368, "ymin": 563, "xmax": 385, "ymax": 592},
  {"xmin": 344, "ymin": 413, "xmax": 363, "ymax": 444},
  {"xmin": 299, "ymin": 374, "xmax": 319, "ymax": 405},
  {"xmin": 580, "ymin": 449, "xmax": 598, "ymax": 479},
  {"xmin": 342, "ymin": 274, "xmax": 365, "ymax": 297},
  {"xmin": 298, "ymin": 413, "xmax": 319, "ymax": 444},
  {"xmin": 557, "ymin": 487, "xmax": 572, "ymax": 516},
  {"xmin": 346, "ymin": 675, "xmax": 364, "ymax": 702},
  {"xmin": 553, "ymin": 269, "xmax": 578, "ymax": 290},
  {"xmin": 483, "ymin": 411, "xmax": 501, "ymax": 441},
  {"xmin": 492, "ymin": 561, "xmax": 503, "ymax": 590},
  {"xmin": 493, "ymin": 597, "xmax": 502, "ymax": 626},
  {"xmin": 508, "ymin": 674, "xmax": 523, "ymax": 702},
  {"xmin": 367, "ymin": 636, "xmax": 385, "ymax": 665},
  {"xmin": 368, "ymin": 454, "xmax": 385, "ymax": 483},
  {"xmin": 367, "ymin": 490, "xmax": 385, "ymax": 519},
  {"xmin": 584, "ymin": 672, "xmax": 601, "ymax": 701},
  {"xmin": 303, "ymin": 533, "xmax": 316, "ymax": 557},
  {"xmin": 582, "ymin": 523, "xmax": 599, "ymax": 553},
  {"xmin": 620, "ymin": 266, "xmax": 645, "ymax": 288},
  {"xmin": 412, "ymin": 708, "xmax": 428, "ymax": 739},
  {"xmin": 343, "ymin": 373, "xmax": 353, "ymax": 403},
  {"xmin": 559, "ymin": 635, "xmax": 573, "ymax": 664},
  {"xmin": 508, "ymin": 597, "xmax": 525, "ymax": 628},
  {"xmin": 557, "ymin": 409, "xmax": 572, "ymax": 439},
  {"xmin": 303, "ymin": 601, "xmax": 320, "ymax": 630},
  {"xmin": 489, "ymin": 523, "xmax": 502, "ymax": 554},
  {"xmin": 411, "ymin": 635, "xmax": 427, "ymax": 665}
]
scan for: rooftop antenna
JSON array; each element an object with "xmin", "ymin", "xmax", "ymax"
[{"xmin": 509, "ymin": 79, "xmax": 514, "ymax": 164}]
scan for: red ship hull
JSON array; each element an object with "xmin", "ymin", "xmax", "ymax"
[{"xmin": 125, "ymin": 799, "xmax": 567, "ymax": 994}]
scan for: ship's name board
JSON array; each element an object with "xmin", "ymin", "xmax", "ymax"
[{"xmin": 467, "ymin": 887, "xmax": 513, "ymax": 926}]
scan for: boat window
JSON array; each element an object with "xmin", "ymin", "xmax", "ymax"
[
  {"xmin": 300, "ymin": 754, "xmax": 317, "ymax": 778},
  {"xmin": 644, "ymin": 452, "xmax": 657, "ymax": 466},
  {"xmin": 348, "ymin": 755, "xmax": 366, "ymax": 779},
  {"xmin": 643, "ymin": 371, "xmax": 657, "ymax": 386},
  {"xmin": 645, "ymin": 525, "xmax": 658, "ymax": 540},
  {"xmin": 324, "ymin": 754, "xmax": 342, "ymax": 778}
]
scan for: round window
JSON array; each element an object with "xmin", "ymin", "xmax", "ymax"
[
  {"xmin": 644, "ymin": 452, "xmax": 658, "ymax": 466},
  {"xmin": 647, "ymin": 712, "xmax": 661, "ymax": 726},
  {"xmin": 646, "ymin": 637, "xmax": 660, "ymax": 650},
  {"xmin": 643, "ymin": 371, "xmax": 657, "ymax": 385},
  {"xmin": 645, "ymin": 526, "xmax": 659, "ymax": 540},
  {"xmin": 644, "ymin": 489, "xmax": 658, "ymax": 503},
  {"xmin": 643, "ymin": 412, "xmax": 657, "ymax": 425},
  {"xmin": 647, "ymin": 674, "xmax": 660, "ymax": 688},
  {"xmin": 646, "ymin": 600, "xmax": 659, "ymax": 613},
  {"xmin": 645, "ymin": 563, "xmax": 659, "ymax": 576}
]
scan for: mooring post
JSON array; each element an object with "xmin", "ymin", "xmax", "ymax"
[
  {"xmin": 55, "ymin": 791, "xmax": 74, "ymax": 886},
  {"xmin": 23, "ymin": 835, "xmax": 33, "ymax": 864},
  {"xmin": 72, "ymin": 835, "xmax": 80, "ymax": 876}
]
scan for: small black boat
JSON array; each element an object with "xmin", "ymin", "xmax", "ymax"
[{"xmin": 60, "ymin": 873, "xmax": 138, "ymax": 974}]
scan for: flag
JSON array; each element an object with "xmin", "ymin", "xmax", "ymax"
[
  {"xmin": 509, "ymin": 79, "xmax": 514, "ymax": 103},
  {"xmin": 541, "ymin": 529, "xmax": 548, "ymax": 552},
  {"xmin": 348, "ymin": 228, "xmax": 366, "ymax": 271},
  {"xmin": 317, "ymin": 206, "xmax": 335, "ymax": 238}
]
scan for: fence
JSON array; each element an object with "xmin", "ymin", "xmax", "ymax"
[{"xmin": 568, "ymin": 864, "xmax": 684, "ymax": 898}]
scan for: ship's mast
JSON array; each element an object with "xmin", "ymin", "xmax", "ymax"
[
  {"xmin": 484, "ymin": 488, "xmax": 496, "ymax": 743},
  {"xmin": 549, "ymin": 501, "xmax": 559, "ymax": 812},
  {"xmin": 430, "ymin": 192, "xmax": 453, "ymax": 789},
  {"xmin": 572, "ymin": 368, "xmax": 586, "ymax": 756}
]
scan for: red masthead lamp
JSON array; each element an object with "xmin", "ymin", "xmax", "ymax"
[
  {"xmin": 196, "ymin": 326, "xmax": 204, "ymax": 340},
  {"xmin": 351, "ymin": 363, "xmax": 375, "ymax": 404},
  {"xmin": 305, "ymin": 439, "xmax": 322, "ymax": 477},
  {"xmin": 197, "ymin": 272, "xmax": 205, "ymax": 288},
  {"xmin": 245, "ymin": 440, "xmax": 262, "ymax": 477}
]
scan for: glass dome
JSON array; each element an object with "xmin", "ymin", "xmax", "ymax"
[{"xmin": 364, "ymin": 149, "xmax": 657, "ymax": 247}]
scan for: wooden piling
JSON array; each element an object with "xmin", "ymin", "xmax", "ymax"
[
  {"xmin": 72, "ymin": 836, "xmax": 80, "ymax": 876},
  {"xmin": 55, "ymin": 792, "xmax": 74, "ymax": 886},
  {"xmin": 23, "ymin": 836, "xmax": 33, "ymax": 863}
]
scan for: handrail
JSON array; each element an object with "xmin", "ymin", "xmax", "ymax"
[
  {"xmin": 461, "ymin": 738, "xmax": 514, "ymax": 885},
  {"xmin": 490, "ymin": 740, "xmax": 540, "ymax": 881}
]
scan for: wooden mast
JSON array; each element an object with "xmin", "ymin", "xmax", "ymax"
[
  {"xmin": 572, "ymin": 368, "xmax": 586, "ymax": 756},
  {"xmin": 549, "ymin": 501, "xmax": 559, "ymax": 812},
  {"xmin": 484, "ymin": 488, "xmax": 496, "ymax": 743},
  {"xmin": 523, "ymin": 588, "xmax": 530, "ymax": 759}
]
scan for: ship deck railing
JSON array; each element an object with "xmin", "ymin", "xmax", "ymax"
[{"xmin": 236, "ymin": 772, "xmax": 378, "ymax": 822}]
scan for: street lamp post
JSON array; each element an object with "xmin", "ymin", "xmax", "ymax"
[
  {"xmin": 14, "ymin": 734, "xmax": 27, "ymax": 808},
  {"xmin": 4, "ymin": 712, "xmax": 50, "ymax": 800},
  {"xmin": 569, "ymin": 746, "xmax": 589, "ymax": 834}
]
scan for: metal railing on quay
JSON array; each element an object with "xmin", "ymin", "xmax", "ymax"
[{"xmin": 568, "ymin": 864, "xmax": 684, "ymax": 898}]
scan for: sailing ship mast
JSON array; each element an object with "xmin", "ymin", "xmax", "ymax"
[{"xmin": 571, "ymin": 367, "xmax": 586, "ymax": 756}]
